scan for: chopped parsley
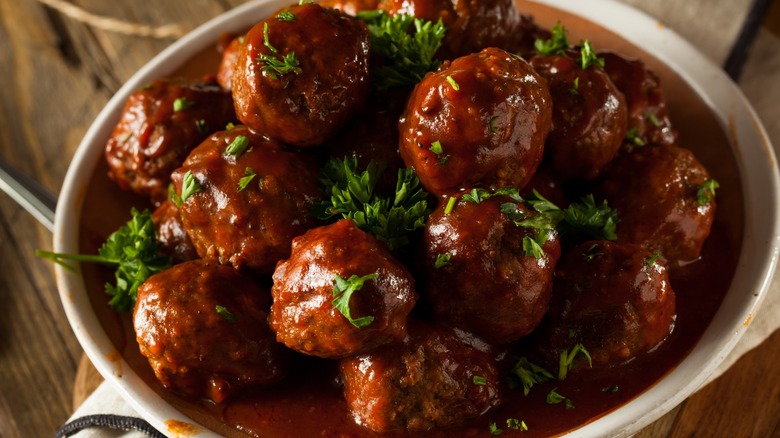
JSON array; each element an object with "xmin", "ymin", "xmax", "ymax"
[
  {"xmin": 36, "ymin": 209, "xmax": 172, "ymax": 312},
  {"xmin": 276, "ymin": 10, "xmax": 296, "ymax": 21},
  {"xmin": 488, "ymin": 422, "xmax": 503, "ymax": 436},
  {"xmin": 582, "ymin": 243, "xmax": 603, "ymax": 261},
  {"xmin": 603, "ymin": 385, "xmax": 620, "ymax": 393},
  {"xmin": 559, "ymin": 194, "xmax": 618, "ymax": 242},
  {"xmin": 173, "ymin": 97, "xmax": 193, "ymax": 112},
  {"xmin": 696, "ymin": 178, "xmax": 719, "ymax": 206},
  {"xmin": 579, "ymin": 40, "xmax": 605, "ymax": 69},
  {"xmin": 429, "ymin": 140, "xmax": 444, "ymax": 154},
  {"xmin": 225, "ymin": 135, "xmax": 250, "ymax": 157},
  {"xmin": 332, "ymin": 273, "xmax": 378, "ymax": 328},
  {"xmin": 569, "ymin": 76, "xmax": 580, "ymax": 95},
  {"xmin": 646, "ymin": 111, "xmax": 662, "ymax": 127},
  {"xmin": 508, "ymin": 357, "xmax": 554, "ymax": 396},
  {"xmin": 238, "ymin": 167, "xmax": 256, "ymax": 192},
  {"xmin": 534, "ymin": 21, "xmax": 569, "ymax": 55},
  {"xmin": 216, "ymin": 305, "xmax": 238, "ymax": 323},
  {"xmin": 558, "ymin": 343, "xmax": 592, "ymax": 380},
  {"xmin": 489, "ymin": 116, "xmax": 499, "ymax": 133},
  {"xmin": 625, "ymin": 127, "xmax": 647, "ymax": 147},
  {"xmin": 356, "ymin": 11, "xmax": 445, "ymax": 89},
  {"xmin": 445, "ymin": 75, "xmax": 460, "ymax": 90},
  {"xmin": 314, "ymin": 156, "xmax": 431, "ymax": 250},
  {"xmin": 435, "ymin": 252, "xmax": 452, "ymax": 268},
  {"xmin": 180, "ymin": 170, "xmax": 202, "ymax": 203},
  {"xmin": 195, "ymin": 119, "xmax": 208, "ymax": 135},
  {"xmin": 547, "ymin": 388, "xmax": 574, "ymax": 409},
  {"xmin": 257, "ymin": 23, "xmax": 302, "ymax": 80},
  {"xmin": 506, "ymin": 418, "xmax": 528, "ymax": 431},
  {"xmin": 646, "ymin": 251, "xmax": 661, "ymax": 268},
  {"xmin": 472, "ymin": 375, "xmax": 488, "ymax": 386},
  {"xmin": 444, "ymin": 196, "xmax": 457, "ymax": 215}
]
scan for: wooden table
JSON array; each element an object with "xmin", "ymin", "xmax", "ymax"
[{"xmin": 0, "ymin": 1, "xmax": 778, "ymax": 437}]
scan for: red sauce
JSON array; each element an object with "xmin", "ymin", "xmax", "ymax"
[{"xmin": 77, "ymin": 3, "xmax": 743, "ymax": 437}]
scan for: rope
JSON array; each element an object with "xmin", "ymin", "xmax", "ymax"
[{"xmin": 37, "ymin": 0, "xmax": 186, "ymax": 39}]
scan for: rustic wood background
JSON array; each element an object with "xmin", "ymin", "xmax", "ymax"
[{"xmin": 0, "ymin": 0, "xmax": 778, "ymax": 437}]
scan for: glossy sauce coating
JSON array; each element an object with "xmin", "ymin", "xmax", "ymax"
[
  {"xmin": 595, "ymin": 143, "xmax": 715, "ymax": 267},
  {"xmin": 151, "ymin": 199, "xmax": 198, "ymax": 263},
  {"xmin": 399, "ymin": 47, "xmax": 552, "ymax": 196},
  {"xmin": 530, "ymin": 52, "xmax": 628, "ymax": 181},
  {"xmin": 104, "ymin": 78, "xmax": 237, "ymax": 205},
  {"xmin": 319, "ymin": 0, "xmax": 384, "ymax": 15},
  {"xmin": 270, "ymin": 219, "xmax": 417, "ymax": 358},
  {"xmin": 339, "ymin": 321, "xmax": 502, "ymax": 432},
  {"xmin": 171, "ymin": 126, "xmax": 322, "ymax": 275},
  {"xmin": 216, "ymin": 35, "xmax": 242, "ymax": 90},
  {"xmin": 232, "ymin": 3, "xmax": 371, "ymax": 147},
  {"xmin": 133, "ymin": 259, "xmax": 286, "ymax": 404},
  {"xmin": 534, "ymin": 240, "xmax": 676, "ymax": 369},
  {"xmin": 420, "ymin": 195, "xmax": 561, "ymax": 344}
]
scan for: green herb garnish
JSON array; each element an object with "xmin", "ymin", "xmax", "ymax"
[
  {"xmin": 173, "ymin": 97, "xmax": 193, "ymax": 112},
  {"xmin": 560, "ymin": 194, "xmax": 618, "ymax": 242},
  {"xmin": 36, "ymin": 209, "xmax": 172, "ymax": 311},
  {"xmin": 508, "ymin": 357, "xmax": 554, "ymax": 396},
  {"xmin": 696, "ymin": 178, "xmax": 719, "ymax": 206},
  {"xmin": 356, "ymin": 11, "xmax": 445, "ymax": 90},
  {"xmin": 558, "ymin": 343, "xmax": 592, "ymax": 380},
  {"xmin": 603, "ymin": 385, "xmax": 620, "ymax": 393},
  {"xmin": 435, "ymin": 252, "xmax": 452, "ymax": 268},
  {"xmin": 238, "ymin": 167, "xmax": 256, "ymax": 192},
  {"xmin": 547, "ymin": 388, "xmax": 574, "ymax": 409},
  {"xmin": 472, "ymin": 375, "xmax": 488, "ymax": 386},
  {"xmin": 625, "ymin": 127, "xmax": 647, "ymax": 147},
  {"xmin": 646, "ymin": 251, "xmax": 661, "ymax": 268},
  {"xmin": 534, "ymin": 21, "xmax": 569, "ymax": 55},
  {"xmin": 216, "ymin": 305, "xmax": 238, "ymax": 323},
  {"xmin": 276, "ymin": 10, "xmax": 296, "ymax": 21},
  {"xmin": 579, "ymin": 40, "xmax": 605, "ymax": 69},
  {"xmin": 488, "ymin": 422, "xmax": 503, "ymax": 436},
  {"xmin": 506, "ymin": 418, "xmax": 528, "ymax": 431},
  {"xmin": 332, "ymin": 273, "xmax": 378, "ymax": 328},
  {"xmin": 446, "ymin": 75, "xmax": 460, "ymax": 90},
  {"xmin": 225, "ymin": 135, "xmax": 250, "ymax": 157},
  {"xmin": 180, "ymin": 170, "xmax": 202, "ymax": 203}
]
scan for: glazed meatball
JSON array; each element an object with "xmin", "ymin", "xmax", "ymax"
[
  {"xmin": 530, "ymin": 52, "xmax": 628, "ymax": 181},
  {"xmin": 232, "ymin": 3, "xmax": 371, "ymax": 147},
  {"xmin": 420, "ymin": 194, "xmax": 561, "ymax": 344},
  {"xmin": 105, "ymin": 78, "xmax": 238, "ymax": 205},
  {"xmin": 171, "ymin": 126, "xmax": 322, "ymax": 275},
  {"xmin": 319, "ymin": 0, "xmax": 383, "ymax": 15},
  {"xmin": 595, "ymin": 143, "xmax": 716, "ymax": 267},
  {"xmin": 600, "ymin": 51, "xmax": 677, "ymax": 148},
  {"xmin": 134, "ymin": 259, "xmax": 286, "ymax": 403},
  {"xmin": 383, "ymin": 0, "xmax": 524, "ymax": 59},
  {"xmin": 152, "ymin": 199, "xmax": 198, "ymax": 263},
  {"xmin": 339, "ymin": 321, "xmax": 502, "ymax": 432},
  {"xmin": 270, "ymin": 219, "xmax": 417, "ymax": 358},
  {"xmin": 216, "ymin": 35, "xmax": 242, "ymax": 90},
  {"xmin": 534, "ymin": 241, "xmax": 676, "ymax": 369},
  {"xmin": 399, "ymin": 47, "xmax": 552, "ymax": 197}
]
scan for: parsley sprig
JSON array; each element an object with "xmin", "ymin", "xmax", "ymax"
[
  {"xmin": 314, "ymin": 156, "xmax": 432, "ymax": 250},
  {"xmin": 356, "ymin": 11, "xmax": 446, "ymax": 90},
  {"xmin": 36, "ymin": 209, "xmax": 172, "ymax": 311},
  {"xmin": 696, "ymin": 178, "xmax": 719, "ymax": 206},
  {"xmin": 534, "ymin": 21, "xmax": 569, "ymax": 55}
]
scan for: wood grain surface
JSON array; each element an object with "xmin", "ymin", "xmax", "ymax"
[{"xmin": 0, "ymin": 1, "xmax": 778, "ymax": 437}]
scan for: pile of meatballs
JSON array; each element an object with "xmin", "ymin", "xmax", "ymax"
[{"xmin": 105, "ymin": 0, "xmax": 716, "ymax": 433}]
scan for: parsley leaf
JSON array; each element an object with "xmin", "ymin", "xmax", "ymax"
[
  {"xmin": 36, "ymin": 208, "xmax": 172, "ymax": 311},
  {"xmin": 508, "ymin": 357, "xmax": 554, "ymax": 396},
  {"xmin": 646, "ymin": 251, "xmax": 661, "ymax": 268},
  {"xmin": 534, "ymin": 21, "xmax": 569, "ymax": 55},
  {"xmin": 560, "ymin": 194, "xmax": 618, "ymax": 242},
  {"xmin": 258, "ymin": 51, "xmax": 302, "ymax": 79},
  {"xmin": 558, "ymin": 343, "xmax": 592, "ymax": 380},
  {"xmin": 314, "ymin": 156, "xmax": 432, "ymax": 250},
  {"xmin": 216, "ymin": 305, "xmax": 238, "ymax": 323},
  {"xmin": 435, "ymin": 252, "xmax": 452, "ymax": 268},
  {"xmin": 332, "ymin": 273, "xmax": 378, "ymax": 328},
  {"xmin": 579, "ymin": 40, "xmax": 605, "ymax": 69},
  {"xmin": 225, "ymin": 135, "xmax": 250, "ymax": 157},
  {"xmin": 238, "ymin": 167, "xmax": 256, "ymax": 192},
  {"xmin": 276, "ymin": 10, "xmax": 296, "ymax": 21},
  {"xmin": 696, "ymin": 178, "xmax": 719, "ymax": 206},
  {"xmin": 181, "ymin": 170, "xmax": 202, "ymax": 203},
  {"xmin": 488, "ymin": 422, "xmax": 503, "ymax": 436},
  {"xmin": 173, "ymin": 97, "xmax": 193, "ymax": 112},
  {"xmin": 507, "ymin": 418, "xmax": 528, "ymax": 431},
  {"xmin": 625, "ymin": 127, "xmax": 647, "ymax": 146},
  {"xmin": 356, "ymin": 11, "xmax": 446, "ymax": 90},
  {"xmin": 547, "ymin": 388, "xmax": 575, "ymax": 409},
  {"xmin": 445, "ymin": 75, "xmax": 460, "ymax": 90},
  {"xmin": 472, "ymin": 375, "xmax": 487, "ymax": 385}
]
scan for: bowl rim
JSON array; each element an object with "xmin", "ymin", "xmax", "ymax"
[{"xmin": 53, "ymin": 0, "xmax": 780, "ymax": 436}]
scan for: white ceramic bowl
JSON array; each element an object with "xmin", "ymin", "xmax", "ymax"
[{"xmin": 54, "ymin": 0, "xmax": 780, "ymax": 436}]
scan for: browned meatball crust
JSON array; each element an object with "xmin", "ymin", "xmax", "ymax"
[
  {"xmin": 105, "ymin": 78, "xmax": 238, "ymax": 205},
  {"xmin": 399, "ymin": 47, "xmax": 552, "ymax": 196},
  {"xmin": 383, "ymin": 0, "xmax": 523, "ymax": 59},
  {"xmin": 600, "ymin": 51, "xmax": 678, "ymax": 148},
  {"xmin": 595, "ymin": 144, "xmax": 715, "ymax": 267},
  {"xmin": 151, "ymin": 199, "xmax": 198, "ymax": 263},
  {"xmin": 216, "ymin": 35, "xmax": 242, "ymax": 90},
  {"xmin": 530, "ymin": 52, "xmax": 628, "ymax": 181},
  {"xmin": 270, "ymin": 219, "xmax": 417, "ymax": 358},
  {"xmin": 319, "ymin": 0, "xmax": 383, "ymax": 15},
  {"xmin": 535, "ymin": 241, "xmax": 676, "ymax": 369},
  {"xmin": 134, "ymin": 259, "xmax": 286, "ymax": 403},
  {"xmin": 420, "ymin": 194, "xmax": 561, "ymax": 344},
  {"xmin": 232, "ymin": 3, "xmax": 371, "ymax": 147},
  {"xmin": 339, "ymin": 321, "xmax": 502, "ymax": 432},
  {"xmin": 171, "ymin": 126, "xmax": 322, "ymax": 275}
]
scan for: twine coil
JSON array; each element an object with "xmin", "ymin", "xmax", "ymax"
[{"xmin": 37, "ymin": 0, "xmax": 187, "ymax": 39}]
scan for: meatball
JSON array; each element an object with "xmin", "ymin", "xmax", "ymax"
[
  {"xmin": 216, "ymin": 35, "xmax": 242, "ymax": 90},
  {"xmin": 530, "ymin": 52, "xmax": 628, "ymax": 181},
  {"xmin": 232, "ymin": 3, "xmax": 371, "ymax": 147},
  {"xmin": 270, "ymin": 219, "xmax": 417, "ymax": 358},
  {"xmin": 134, "ymin": 259, "xmax": 286, "ymax": 403},
  {"xmin": 419, "ymin": 193, "xmax": 561, "ymax": 344},
  {"xmin": 600, "ymin": 51, "xmax": 678, "ymax": 148},
  {"xmin": 105, "ymin": 78, "xmax": 238, "ymax": 205},
  {"xmin": 171, "ymin": 126, "xmax": 322, "ymax": 275},
  {"xmin": 594, "ymin": 143, "xmax": 716, "ymax": 267},
  {"xmin": 383, "ymin": 0, "xmax": 524, "ymax": 59},
  {"xmin": 151, "ymin": 199, "xmax": 198, "ymax": 263},
  {"xmin": 399, "ymin": 47, "xmax": 552, "ymax": 197},
  {"xmin": 339, "ymin": 321, "xmax": 502, "ymax": 432},
  {"xmin": 534, "ymin": 241, "xmax": 676, "ymax": 369},
  {"xmin": 319, "ymin": 0, "xmax": 382, "ymax": 15}
]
